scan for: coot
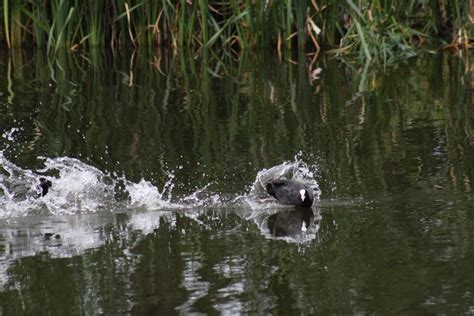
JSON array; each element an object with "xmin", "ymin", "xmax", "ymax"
[
  {"xmin": 35, "ymin": 177, "xmax": 52, "ymax": 198},
  {"xmin": 266, "ymin": 179, "xmax": 314, "ymax": 207}
]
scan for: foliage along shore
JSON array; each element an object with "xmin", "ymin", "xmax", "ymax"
[{"xmin": 0, "ymin": 1, "xmax": 472, "ymax": 64}]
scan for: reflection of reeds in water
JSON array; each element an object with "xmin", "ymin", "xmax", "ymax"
[
  {"xmin": 0, "ymin": 48, "xmax": 471, "ymax": 196},
  {"xmin": 321, "ymin": 53, "xmax": 472, "ymax": 196},
  {"xmin": 0, "ymin": 1, "xmax": 471, "ymax": 61}
]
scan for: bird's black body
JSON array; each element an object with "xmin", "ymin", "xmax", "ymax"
[
  {"xmin": 265, "ymin": 179, "xmax": 314, "ymax": 207},
  {"xmin": 35, "ymin": 177, "xmax": 52, "ymax": 198}
]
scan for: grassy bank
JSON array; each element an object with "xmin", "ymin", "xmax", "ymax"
[{"xmin": 0, "ymin": 1, "xmax": 472, "ymax": 62}]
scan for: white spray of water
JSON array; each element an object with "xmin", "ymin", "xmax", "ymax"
[
  {"xmin": 0, "ymin": 151, "xmax": 49, "ymax": 217},
  {"xmin": 38, "ymin": 157, "xmax": 116, "ymax": 215},
  {"xmin": 1, "ymin": 127, "xmax": 20, "ymax": 142},
  {"xmin": 0, "ymin": 151, "xmax": 323, "ymax": 287},
  {"xmin": 0, "ymin": 151, "xmax": 321, "ymax": 219},
  {"xmin": 125, "ymin": 176, "xmax": 182, "ymax": 210}
]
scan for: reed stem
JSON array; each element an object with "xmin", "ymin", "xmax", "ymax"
[{"xmin": 0, "ymin": 0, "xmax": 470, "ymax": 61}]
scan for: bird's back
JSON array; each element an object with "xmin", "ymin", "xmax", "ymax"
[{"xmin": 266, "ymin": 179, "xmax": 310, "ymax": 206}]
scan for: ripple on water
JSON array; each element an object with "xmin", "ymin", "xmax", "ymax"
[{"xmin": 0, "ymin": 152, "xmax": 324, "ymax": 294}]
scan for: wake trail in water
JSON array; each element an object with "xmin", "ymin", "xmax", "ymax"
[
  {"xmin": 0, "ymin": 151, "xmax": 323, "ymax": 277},
  {"xmin": 0, "ymin": 152, "xmax": 321, "ymax": 219}
]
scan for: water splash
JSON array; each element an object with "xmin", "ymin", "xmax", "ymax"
[
  {"xmin": 239, "ymin": 153, "xmax": 321, "ymax": 210},
  {"xmin": 1, "ymin": 127, "xmax": 20, "ymax": 142},
  {"xmin": 0, "ymin": 152, "xmax": 321, "ymax": 218},
  {"xmin": 0, "ymin": 153, "xmax": 116, "ymax": 218},
  {"xmin": 125, "ymin": 177, "xmax": 182, "ymax": 210},
  {"xmin": 0, "ymin": 152, "xmax": 323, "ymax": 285},
  {"xmin": 40, "ymin": 157, "xmax": 117, "ymax": 215},
  {"xmin": 0, "ymin": 151, "xmax": 49, "ymax": 217}
]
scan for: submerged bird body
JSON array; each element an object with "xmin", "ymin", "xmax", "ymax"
[
  {"xmin": 266, "ymin": 179, "xmax": 314, "ymax": 207},
  {"xmin": 35, "ymin": 177, "xmax": 52, "ymax": 198}
]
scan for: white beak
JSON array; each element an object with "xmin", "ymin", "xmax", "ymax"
[
  {"xmin": 301, "ymin": 222, "xmax": 307, "ymax": 232},
  {"xmin": 299, "ymin": 189, "xmax": 306, "ymax": 201}
]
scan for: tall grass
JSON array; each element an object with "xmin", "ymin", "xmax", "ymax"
[{"xmin": 0, "ymin": 0, "xmax": 472, "ymax": 61}]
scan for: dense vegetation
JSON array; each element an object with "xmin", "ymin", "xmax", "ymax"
[{"xmin": 1, "ymin": 1, "xmax": 472, "ymax": 63}]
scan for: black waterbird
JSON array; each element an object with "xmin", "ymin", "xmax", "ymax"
[
  {"xmin": 265, "ymin": 179, "xmax": 314, "ymax": 207},
  {"xmin": 35, "ymin": 177, "xmax": 52, "ymax": 198}
]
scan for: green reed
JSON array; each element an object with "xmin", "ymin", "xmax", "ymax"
[{"xmin": 0, "ymin": 1, "xmax": 471, "ymax": 62}]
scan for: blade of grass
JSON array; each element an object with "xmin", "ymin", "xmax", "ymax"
[
  {"xmin": 355, "ymin": 19, "xmax": 372, "ymax": 61},
  {"xmin": 346, "ymin": 0, "xmax": 366, "ymax": 21},
  {"xmin": 54, "ymin": 7, "xmax": 75, "ymax": 53},
  {"xmin": 204, "ymin": 11, "xmax": 248, "ymax": 49},
  {"xmin": 3, "ymin": 0, "xmax": 10, "ymax": 48}
]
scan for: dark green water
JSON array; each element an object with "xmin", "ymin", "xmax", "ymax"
[{"xmin": 0, "ymin": 49, "xmax": 473, "ymax": 315}]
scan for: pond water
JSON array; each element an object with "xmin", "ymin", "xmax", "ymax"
[{"xmin": 0, "ymin": 49, "xmax": 472, "ymax": 314}]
